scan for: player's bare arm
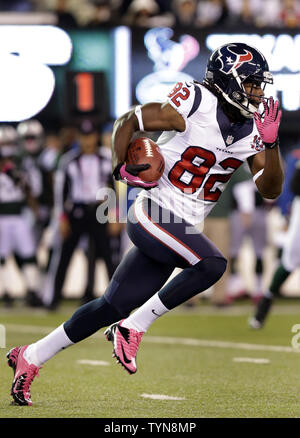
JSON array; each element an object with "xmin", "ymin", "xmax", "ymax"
[
  {"xmin": 247, "ymin": 97, "xmax": 284, "ymax": 199},
  {"xmin": 247, "ymin": 148, "xmax": 284, "ymax": 199},
  {"xmin": 111, "ymin": 102, "xmax": 185, "ymax": 169}
]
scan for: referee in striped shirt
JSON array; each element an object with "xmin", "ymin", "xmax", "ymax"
[{"xmin": 43, "ymin": 120, "xmax": 116, "ymax": 310}]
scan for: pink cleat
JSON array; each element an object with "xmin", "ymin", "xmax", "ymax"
[
  {"xmin": 7, "ymin": 345, "xmax": 41, "ymax": 406},
  {"xmin": 7, "ymin": 346, "xmax": 20, "ymax": 375},
  {"xmin": 104, "ymin": 320, "xmax": 144, "ymax": 375}
]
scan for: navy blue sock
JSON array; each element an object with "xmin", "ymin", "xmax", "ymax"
[
  {"xmin": 158, "ymin": 257, "xmax": 227, "ymax": 310},
  {"xmin": 255, "ymin": 257, "xmax": 263, "ymax": 275},
  {"xmin": 63, "ymin": 296, "xmax": 124, "ymax": 343}
]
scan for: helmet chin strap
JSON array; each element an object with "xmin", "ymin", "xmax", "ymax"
[
  {"xmin": 240, "ymin": 100, "xmax": 257, "ymax": 118},
  {"xmin": 231, "ymin": 68, "xmax": 257, "ymax": 118},
  {"xmin": 214, "ymin": 83, "xmax": 256, "ymax": 119}
]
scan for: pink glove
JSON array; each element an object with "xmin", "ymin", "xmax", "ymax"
[
  {"xmin": 113, "ymin": 163, "xmax": 158, "ymax": 190},
  {"xmin": 254, "ymin": 97, "xmax": 282, "ymax": 148}
]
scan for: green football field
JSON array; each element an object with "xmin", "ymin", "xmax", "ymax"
[{"xmin": 0, "ymin": 299, "xmax": 300, "ymax": 419}]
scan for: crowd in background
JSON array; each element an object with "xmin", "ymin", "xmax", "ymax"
[
  {"xmin": 2, "ymin": 0, "xmax": 300, "ymax": 30},
  {"xmin": 0, "ymin": 119, "xmax": 127, "ymax": 310},
  {"xmin": 1, "ymin": 116, "xmax": 300, "ymax": 310}
]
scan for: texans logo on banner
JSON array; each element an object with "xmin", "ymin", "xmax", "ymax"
[{"xmin": 136, "ymin": 28, "xmax": 199, "ymax": 104}]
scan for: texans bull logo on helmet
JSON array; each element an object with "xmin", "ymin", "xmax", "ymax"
[
  {"xmin": 216, "ymin": 44, "xmax": 254, "ymax": 75},
  {"xmin": 205, "ymin": 42, "xmax": 273, "ymax": 118}
]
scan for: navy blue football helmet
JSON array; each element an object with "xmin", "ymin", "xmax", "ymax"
[{"xmin": 204, "ymin": 42, "xmax": 273, "ymax": 118}]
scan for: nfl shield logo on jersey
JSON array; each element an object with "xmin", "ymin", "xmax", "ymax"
[
  {"xmin": 226, "ymin": 135, "xmax": 234, "ymax": 145},
  {"xmin": 251, "ymin": 135, "xmax": 264, "ymax": 152}
]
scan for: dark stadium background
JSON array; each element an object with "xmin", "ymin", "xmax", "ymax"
[{"xmin": 38, "ymin": 25, "xmax": 300, "ymax": 155}]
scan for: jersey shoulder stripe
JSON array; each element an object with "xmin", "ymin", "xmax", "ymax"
[
  {"xmin": 167, "ymin": 81, "xmax": 216, "ymax": 121},
  {"xmin": 187, "ymin": 83, "xmax": 202, "ymax": 118}
]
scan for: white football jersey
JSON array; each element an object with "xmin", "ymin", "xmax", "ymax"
[{"xmin": 139, "ymin": 81, "xmax": 264, "ymax": 225}]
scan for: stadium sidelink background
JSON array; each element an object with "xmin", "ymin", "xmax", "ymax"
[{"xmin": 2, "ymin": 25, "xmax": 300, "ymax": 151}]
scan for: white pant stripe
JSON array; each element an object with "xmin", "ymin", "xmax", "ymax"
[
  {"xmin": 42, "ymin": 225, "xmax": 62, "ymax": 306},
  {"xmin": 134, "ymin": 197, "xmax": 202, "ymax": 266}
]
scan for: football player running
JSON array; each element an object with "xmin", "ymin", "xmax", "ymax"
[
  {"xmin": 6, "ymin": 43, "xmax": 284, "ymax": 406},
  {"xmin": 249, "ymin": 160, "xmax": 300, "ymax": 329},
  {"xmin": 0, "ymin": 125, "xmax": 42, "ymax": 308}
]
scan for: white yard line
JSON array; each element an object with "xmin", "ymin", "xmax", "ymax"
[
  {"xmin": 77, "ymin": 359, "xmax": 110, "ymax": 366},
  {"xmin": 141, "ymin": 393, "xmax": 185, "ymax": 401},
  {"xmin": 232, "ymin": 357, "xmax": 270, "ymax": 364},
  {"xmin": 143, "ymin": 335, "xmax": 300, "ymax": 354},
  {"xmin": 4, "ymin": 323, "xmax": 57, "ymax": 335},
  {"xmin": 3, "ymin": 323, "xmax": 300, "ymax": 354}
]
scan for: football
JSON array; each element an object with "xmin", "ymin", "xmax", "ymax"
[{"xmin": 126, "ymin": 137, "xmax": 165, "ymax": 182}]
